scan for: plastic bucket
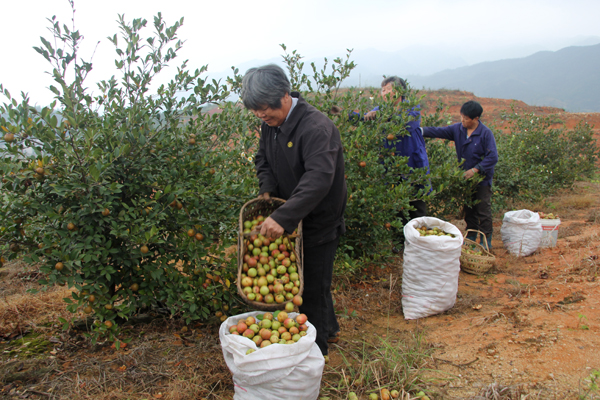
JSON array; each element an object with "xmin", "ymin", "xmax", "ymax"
[{"xmin": 540, "ymin": 218, "xmax": 560, "ymax": 248}]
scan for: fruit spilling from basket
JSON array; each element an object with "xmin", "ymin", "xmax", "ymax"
[
  {"xmin": 415, "ymin": 225, "xmax": 456, "ymax": 237},
  {"xmin": 228, "ymin": 311, "xmax": 309, "ymax": 352},
  {"xmin": 240, "ymin": 215, "xmax": 302, "ymax": 307}
]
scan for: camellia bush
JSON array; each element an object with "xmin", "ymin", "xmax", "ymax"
[
  {"xmin": 417, "ymin": 101, "xmax": 599, "ymax": 215},
  {"xmin": 492, "ymin": 109, "xmax": 599, "ymax": 211},
  {"xmin": 0, "ymin": 9, "xmax": 259, "ymax": 342}
]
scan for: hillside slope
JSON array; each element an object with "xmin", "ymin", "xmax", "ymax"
[{"xmin": 408, "ymin": 44, "xmax": 600, "ymax": 112}]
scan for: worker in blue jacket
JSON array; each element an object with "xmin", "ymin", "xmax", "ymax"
[
  {"xmin": 356, "ymin": 76, "xmax": 430, "ymax": 252},
  {"xmin": 421, "ymin": 100, "xmax": 498, "ymax": 249}
]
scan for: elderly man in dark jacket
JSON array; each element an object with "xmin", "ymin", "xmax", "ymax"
[{"xmin": 241, "ymin": 64, "xmax": 347, "ymax": 356}]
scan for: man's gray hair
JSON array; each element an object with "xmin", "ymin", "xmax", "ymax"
[
  {"xmin": 381, "ymin": 76, "xmax": 407, "ymax": 90},
  {"xmin": 241, "ymin": 64, "xmax": 291, "ymax": 110}
]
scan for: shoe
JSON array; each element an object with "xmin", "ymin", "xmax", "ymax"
[
  {"xmin": 328, "ymin": 331, "xmax": 340, "ymax": 343},
  {"xmin": 392, "ymin": 245, "xmax": 404, "ymax": 254}
]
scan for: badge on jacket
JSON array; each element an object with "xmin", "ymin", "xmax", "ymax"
[{"xmin": 287, "ymin": 142, "xmax": 293, "ymax": 148}]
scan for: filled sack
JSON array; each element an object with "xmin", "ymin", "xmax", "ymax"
[
  {"xmin": 220, "ymin": 311, "xmax": 324, "ymax": 400},
  {"xmin": 501, "ymin": 210, "xmax": 542, "ymax": 256},
  {"xmin": 402, "ymin": 217, "xmax": 463, "ymax": 320}
]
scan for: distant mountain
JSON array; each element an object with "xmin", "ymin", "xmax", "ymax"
[
  {"xmin": 339, "ymin": 47, "xmax": 469, "ymax": 87},
  {"xmin": 406, "ymin": 44, "xmax": 600, "ymax": 112},
  {"xmin": 207, "ymin": 48, "xmax": 469, "ymax": 89},
  {"xmin": 201, "ymin": 40, "xmax": 600, "ymax": 112}
]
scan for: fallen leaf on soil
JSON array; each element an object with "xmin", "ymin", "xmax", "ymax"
[
  {"xmin": 558, "ymin": 292, "xmax": 586, "ymax": 304},
  {"xmin": 473, "ymin": 304, "xmax": 482, "ymax": 310}
]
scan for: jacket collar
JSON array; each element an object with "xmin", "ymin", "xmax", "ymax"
[
  {"xmin": 461, "ymin": 121, "xmax": 484, "ymax": 138},
  {"xmin": 278, "ymin": 92, "xmax": 306, "ymax": 136}
]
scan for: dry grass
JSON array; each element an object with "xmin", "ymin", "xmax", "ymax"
[
  {"xmin": 569, "ymin": 255, "xmax": 600, "ymax": 277},
  {"xmin": 555, "ymin": 193, "xmax": 597, "ymax": 210},
  {"xmin": 322, "ymin": 334, "xmax": 434, "ymax": 399},
  {"xmin": 0, "ymin": 259, "xmax": 235, "ymax": 399},
  {"xmin": 503, "ymin": 278, "xmax": 529, "ymax": 299},
  {"xmin": 470, "ymin": 382, "xmax": 534, "ymax": 399},
  {"xmin": 1, "ymin": 321, "xmax": 234, "ymax": 400},
  {"xmin": 0, "ymin": 260, "xmax": 76, "ymax": 336},
  {"xmin": 587, "ymin": 208, "xmax": 600, "ymax": 224},
  {"xmin": 558, "ymin": 222, "xmax": 588, "ymax": 238},
  {"xmin": 0, "ymin": 287, "xmax": 74, "ymax": 335}
]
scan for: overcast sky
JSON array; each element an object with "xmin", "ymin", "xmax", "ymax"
[{"xmin": 2, "ymin": 0, "xmax": 600, "ymax": 106}]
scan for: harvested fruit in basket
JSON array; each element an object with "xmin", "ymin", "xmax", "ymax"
[
  {"xmin": 415, "ymin": 225, "xmax": 455, "ymax": 238},
  {"xmin": 463, "ymin": 247, "xmax": 483, "ymax": 255},
  {"xmin": 240, "ymin": 215, "xmax": 301, "ymax": 305},
  {"xmin": 227, "ymin": 311, "xmax": 309, "ymax": 348},
  {"xmin": 538, "ymin": 211, "xmax": 558, "ymax": 219},
  {"xmin": 243, "ymin": 215, "xmax": 265, "ymax": 232}
]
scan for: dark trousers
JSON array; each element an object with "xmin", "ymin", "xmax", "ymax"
[
  {"xmin": 395, "ymin": 199, "xmax": 428, "ymax": 244},
  {"xmin": 465, "ymin": 185, "xmax": 493, "ymax": 237},
  {"xmin": 299, "ymin": 236, "xmax": 340, "ymax": 356},
  {"xmin": 404, "ymin": 199, "xmax": 427, "ymax": 224}
]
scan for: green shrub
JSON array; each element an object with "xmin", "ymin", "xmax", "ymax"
[
  {"xmin": 493, "ymin": 109, "xmax": 599, "ymax": 211},
  {"xmin": 0, "ymin": 12, "xmax": 257, "ymax": 342}
]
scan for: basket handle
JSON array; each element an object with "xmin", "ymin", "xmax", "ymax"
[{"xmin": 464, "ymin": 229, "xmax": 491, "ymax": 252}]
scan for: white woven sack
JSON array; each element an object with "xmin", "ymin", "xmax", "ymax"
[
  {"xmin": 219, "ymin": 311, "xmax": 324, "ymax": 400},
  {"xmin": 402, "ymin": 217, "xmax": 463, "ymax": 320},
  {"xmin": 501, "ymin": 210, "xmax": 542, "ymax": 256}
]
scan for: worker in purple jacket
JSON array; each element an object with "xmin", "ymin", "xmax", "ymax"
[
  {"xmin": 421, "ymin": 100, "xmax": 498, "ymax": 249},
  {"xmin": 353, "ymin": 76, "xmax": 430, "ymax": 252}
]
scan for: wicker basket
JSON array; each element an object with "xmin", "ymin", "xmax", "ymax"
[
  {"xmin": 236, "ymin": 197, "xmax": 304, "ymax": 311},
  {"xmin": 460, "ymin": 229, "xmax": 495, "ymax": 275}
]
